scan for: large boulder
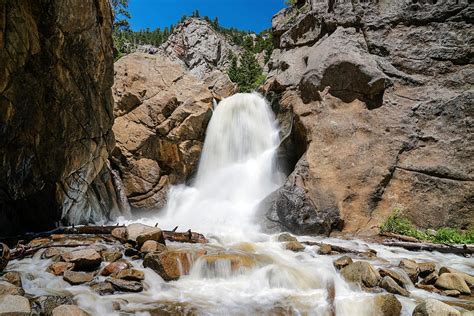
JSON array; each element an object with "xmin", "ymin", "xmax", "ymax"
[
  {"xmin": 412, "ymin": 298, "xmax": 461, "ymax": 316},
  {"xmin": 0, "ymin": 0, "xmax": 124, "ymax": 236},
  {"xmin": 340, "ymin": 261, "xmax": 381, "ymax": 288},
  {"xmin": 263, "ymin": 0, "xmax": 474, "ymax": 235},
  {"xmin": 435, "ymin": 273, "xmax": 471, "ymax": 295},
  {"xmin": 143, "ymin": 249, "xmax": 205, "ymax": 281},
  {"xmin": 373, "ymin": 294, "xmax": 402, "ymax": 316},
  {"xmin": 112, "ymin": 53, "xmax": 216, "ymax": 211}
]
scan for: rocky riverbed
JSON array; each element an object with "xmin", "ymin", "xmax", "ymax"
[{"xmin": 0, "ymin": 225, "xmax": 472, "ymax": 315}]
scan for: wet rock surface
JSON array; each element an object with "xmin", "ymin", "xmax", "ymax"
[
  {"xmin": 340, "ymin": 261, "xmax": 381, "ymax": 288},
  {"xmin": 0, "ymin": 294, "xmax": 31, "ymax": 315}
]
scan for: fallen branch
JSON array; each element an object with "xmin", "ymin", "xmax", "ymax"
[
  {"xmin": 383, "ymin": 241, "xmax": 473, "ymax": 256},
  {"xmin": 163, "ymin": 230, "xmax": 208, "ymax": 244},
  {"xmin": 10, "ymin": 243, "xmax": 93, "ymax": 260},
  {"xmin": 380, "ymin": 232, "xmax": 421, "ymax": 243},
  {"xmin": 302, "ymin": 241, "xmax": 376, "ymax": 256}
]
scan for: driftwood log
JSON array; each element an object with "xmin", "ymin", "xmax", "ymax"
[
  {"xmin": 301, "ymin": 241, "xmax": 377, "ymax": 256},
  {"xmin": 383, "ymin": 241, "xmax": 473, "ymax": 256},
  {"xmin": 379, "ymin": 232, "xmax": 421, "ymax": 243}
]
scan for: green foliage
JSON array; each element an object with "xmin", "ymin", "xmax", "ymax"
[
  {"xmin": 228, "ymin": 50, "xmax": 266, "ymax": 93},
  {"xmin": 380, "ymin": 209, "xmax": 474, "ymax": 244}
]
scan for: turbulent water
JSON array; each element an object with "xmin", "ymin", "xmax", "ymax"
[{"xmin": 11, "ymin": 93, "xmax": 474, "ymax": 315}]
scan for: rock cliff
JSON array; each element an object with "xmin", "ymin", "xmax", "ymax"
[
  {"xmin": 0, "ymin": 0, "xmax": 122, "ymax": 235},
  {"xmin": 112, "ymin": 53, "xmax": 234, "ymax": 211},
  {"xmin": 262, "ymin": 0, "xmax": 473, "ymax": 235}
]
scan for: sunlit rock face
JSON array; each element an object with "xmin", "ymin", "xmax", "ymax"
[
  {"xmin": 0, "ymin": 0, "xmax": 120, "ymax": 235},
  {"xmin": 263, "ymin": 0, "xmax": 473, "ymax": 235}
]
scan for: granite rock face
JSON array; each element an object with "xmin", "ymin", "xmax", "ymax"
[
  {"xmin": 112, "ymin": 53, "xmax": 217, "ymax": 211},
  {"xmin": 263, "ymin": 0, "xmax": 473, "ymax": 235},
  {"xmin": 0, "ymin": 0, "xmax": 122, "ymax": 235}
]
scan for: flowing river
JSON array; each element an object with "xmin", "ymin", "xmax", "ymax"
[{"xmin": 8, "ymin": 93, "xmax": 474, "ymax": 315}]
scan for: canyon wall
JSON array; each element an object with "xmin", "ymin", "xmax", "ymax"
[
  {"xmin": 262, "ymin": 0, "xmax": 473, "ymax": 235},
  {"xmin": 0, "ymin": 0, "xmax": 122, "ymax": 235}
]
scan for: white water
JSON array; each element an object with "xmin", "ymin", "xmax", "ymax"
[{"xmin": 9, "ymin": 93, "xmax": 474, "ymax": 315}]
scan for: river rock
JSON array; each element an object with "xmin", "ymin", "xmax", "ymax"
[
  {"xmin": 106, "ymin": 278, "xmax": 143, "ymax": 293},
  {"xmin": 333, "ymin": 256, "xmax": 353, "ymax": 270},
  {"xmin": 340, "ymin": 261, "xmax": 381, "ymax": 288},
  {"xmin": 0, "ymin": 295, "xmax": 31, "ymax": 315},
  {"xmin": 0, "ymin": 244, "xmax": 9, "ymax": 273},
  {"xmin": 102, "ymin": 251, "xmax": 123, "ymax": 263},
  {"xmin": 143, "ymin": 250, "xmax": 205, "ymax": 281},
  {"xmin": 380, "ymin": 276, "xmax": 410, "ymax": 297},
  {"xmin": 415, "ymin": 284, "xmax": 442, "ymax": 294},
  {"xmin": 399, "ymin": 259, "xmax": 419, "ymax": 282},
  {"xmin": 0, "ymin": 281, "xmax": 24, "ymax": 296},
  {"xmin": 101, "ymin": 260, "xmax": 132, "ymax": 276},
  {"xmin": 412, "ymin": 298, "xmax": 461, "ymax": 316},
  {"xmin": 418, "ymin": 262, "xmax": 437, "ymax": 278},
  {"xmin": 63, "ymin": 271, "xmax": 95, "ymax": 285},
  {"xmin": 111, "ymin": 228, "xmax": 128, "ymax": 241},
  {"xmin": 61, "ymin": 249, "xmax": 102, "ymax": 271},
  {"xmin": 277, "ymin": 233, "xmax": 298, "ymax": 242},
  {"xmin": 136, "ymin": 228, "xmax": 165, "ymax": 247},
  {"xmin": 201, "ymin": 253, "xmax": 258, "ymax": 272},
  {"xmin": 140, "ymin": 240, "xmax": 167, "ymax": 254},
  {"xmin": 284, "ymin": 241, "xmax": 305, "ymax": 252},
  {"xmin": 435, "ymin": 273, "xmax": 471, "ymax": 295},
  {"xmin": 0, "ymin": 272, "xmax": 21, "ymax": 288},
  {"xmin": 115, "ymin": 269, "xmax": 145, "ymax": 281},
  {"xmin": 379, "ymin": 268, "xmax": 410, "ymax": 288},
  {"xmin": 421, "ymin": 272, "xmax": 439, "ymax": 285},
  {"xmin": 439, "ymin": 267, "xmax": 474, "ymax": 287},
  {"xmin": 47, "ymin": 262, "xmax": 75, "ymax": 276},
  {"xmin": 91, "ymin": 282, "xmax": 115, "ymax": 296},
  {"xmin": 318, "ymin": 244, "xmax": 332, "ymax": 255},
  {"xmin": 0, "ymin": 0, "xmax": 122, "ymax": 237},
  {"xmin": 373, "ymin": 294, "xmax": 402, "ymax": 316},
  {"xmin": 52, "ymin": 305, "xmax": 89, "ymax": 316},
  {"xmin": 42, "ymin": 248, "xmax": 65, "ymax": 260},
  {"xmin": 31, "ymin": 296, "xmax": 74, "ymax": 316},
  {"xmin": 444, "ymin": 290, "xmax": 461, "ymax": 297}
]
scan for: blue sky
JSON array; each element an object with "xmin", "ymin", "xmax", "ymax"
[{"xmin": 128, "ymin": 0, "xmax": 287, "ymax": 33}]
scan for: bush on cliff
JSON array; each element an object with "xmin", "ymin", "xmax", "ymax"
[{"xmin": 228, "ymin": 51, "xmax": 266, "ymax": 93}]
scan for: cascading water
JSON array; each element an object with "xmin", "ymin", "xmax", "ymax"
[
  {"xmin": 9, "ymin": 93, "xmax": 474, "ymax": 315},
  {"xmin": 154, "ymin": 92, "xmax": 284, "ymax": 240}
]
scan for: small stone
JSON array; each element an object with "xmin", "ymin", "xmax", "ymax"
[
  {"xmin": 435, "ymin": 273, "xmax": 471, "ymax": 294},
  {"xmin": 418, "ymin": 262, "xmax": 436, "ymax": 278},
  {"xmin": 0, "ymin": 295, "xmax": 31, "ymax": 315},
  {"xmin": 0, "ymin": 281, "xmax": 24, "ymax": 296},
  {"xmin": 399, "ymin": 259, "xmax": 419, "ymax": 282},
  {"xmin": 47, "ymin": 262, "xmax": 75, "ymax": 276},
  {"xmin": 102, "ymin": 251, "xmax": 123, "ymax": 263},
  {"xmin": 412, "ymin": 298, "xmax": 461, "ymax": 316},
  {"xmin": 420, "ymin": 271, "xmax": 438, "ymax": 285},
  {"xmin": 115, "ymin": 269, "xmax": 144, "ymax": 281},
  {"xmin": 284, "ymin": 241, "xmax": 305, "ymax": 252},
  {"xmin": 373, "ymin": 294, "xmax": 402, "ymax": 316},
  {"xmin": 90, "ymin": 282, "xmax": 115, "ymax": 296},
  {"xmin": 140, "ymin": 240, "xmax": 167, "ymax": 254},
  {"xmin": 52, "ymin": 305, "xmax": 89, "ymax": 316},
  {"xmin": 101, "ymin": 260, "xmax": 131, "ymax": 276},
  {"xmin": 31, "ymin": 296, "xmax": 74, "ymax": 315},
  {"xmin": 0, "ymin": 272, "xmax": 21, "ymax": 288},
  {"xmin": 318, "ymin": 244, "xmax": 332, "ymax": 255},
  {"xmin": 379, "ymin": 268, "xmax": 410, "ymax": 288},
  {"xmin": 42, "ymin": 248, "xmax": 65, "ymax": 260},
  {"xmin": 106, "ymin": 278, "xmax": 143, "ymax": 292},
  {"xmin": 277, "ymin": 233, "xmax": 298, "ymax": 242},
  {"xmin": 136, "ymin": 228, "xmax": 165, "ymax": 247},
  {"xmin": 111, "ymin": 228, "xmax": 128, "ymax": 241},
  {"xmin": 380, "ymin": 276, "xmax": 410, "ymax": 297},
  {"xmin": 340, "ymin": 261, "xmax": 381, "ymax": 288},
  {"xmin": 63, "ymin": 271, "xmax": 95, "ymax": 285},
  {"xmin": 333, "ymin": 256, "xmax": 353, "ymax": 270},
  {"xmin": 61, "ymin": 249, "xmax": 102, "ymax": 271},
  {"xmin": 0, "ymin": 244, "xmax": 10, "ymax": 273},
  {"xmin": 443, "ymin": 289, "xmax": 461, "ymax": 297},
  {"xmin": 415, "ymin": 284, "xmax": 442, "ymax": 294}
]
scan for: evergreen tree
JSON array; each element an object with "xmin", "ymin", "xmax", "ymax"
[{"xmin": 228, "ymin": 50, "xmax": 265, "ymax": 93}]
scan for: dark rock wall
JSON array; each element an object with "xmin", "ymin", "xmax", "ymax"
[
  {"xmin": 0, "ymin": 0, "xmax": 121, "ymax": 235},
  {"xmin": 263, "ymin": 0, "xmax": 473, "ymax": 235}
]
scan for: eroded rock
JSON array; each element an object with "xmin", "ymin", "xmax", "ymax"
[
  {"xmin": 63, "ymin": 271, "xmax": 95, "ymax": 285},
  {"xmin": 143, "ymin": 249, "xmax": 205, "ymax": 281},
  {"xmin": 61, "ymin": 249, "xmax": 102, "ymax": 271},
  {"xmin": 0, "ymin": 295, "xmax": 31, "ymax": 316},
  {"xmin": 435, "ymin": 273, "xmax": 471, "ymax": 295},
  {"xmin": 380, "ymin": 276, "xmax": 410, "ymax": 297},
  {"xmin": 340, "ymin": 261, "xmax": 381, "ymax": 288},
  {"xmin": 51, "ymin": 305, "xmax": 89, "ymax": 316},
  {"xmin": 412, "ymin": 298, "xmax": 461, "ymax": 316},
  {"xmin": 333, "ymin": 256, "xmax": 353, "ymax": 270}
]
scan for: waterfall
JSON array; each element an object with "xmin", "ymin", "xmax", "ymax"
[{"xmin": 152, "ymin": 93, "xmax": 284, "ymax": 239}]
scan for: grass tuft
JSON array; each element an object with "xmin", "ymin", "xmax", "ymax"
[{"xmin": 380, "ymin": 209, "xmax": 473, "ymax": 244}]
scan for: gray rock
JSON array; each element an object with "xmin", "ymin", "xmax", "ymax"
[
  {"xmin": 380, "ymin": 276, "xmax": 410, "ymax": 297},
  {"xmin": 31, "ymin": 296, "xmax": 74, "ymax": 316},
  {"xmin": 379, "ymin": 268, "xmax": 411, "ymax": 288},
  {"xmin": 412, "ymin": 298, "xmax": 461, "ymax": 316},
  {"xmin": 0, "ymin": 295, "xmax": 31, "ymax": 316}
]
